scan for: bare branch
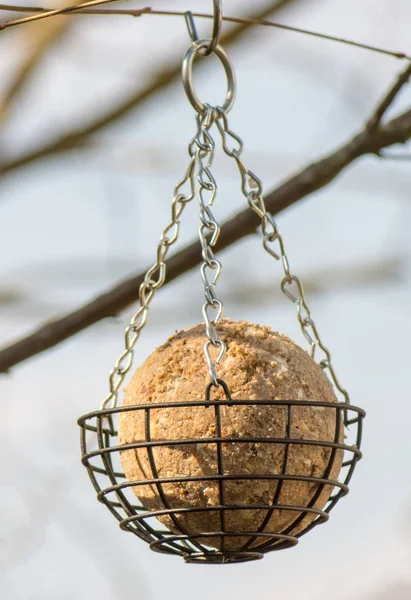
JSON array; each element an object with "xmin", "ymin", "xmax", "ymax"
[
  {"xmin": 0, "ymin": 0, "xmax": 299, "ymax": 176},
  {"xmin": 367, "ymin": 62, "xmax": 411, "ymax": 130},
  {"xmin": 0, "ymin": 3, "xmax": 409, "ymax": 62},
  {"xmin": 0, "ymin": 0, "xmax": 144, "ymax": 30},
  {"xmin": 0, "ymin": 17, "xmax": 70, "ymax": 123},
  {"xmin": 1, "ymin": 101, "xmax": 410, "ymax": 373}
]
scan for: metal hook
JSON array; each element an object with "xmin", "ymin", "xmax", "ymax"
[
  {"xmin": 184, "ymin": 11, "xmax": 199, "ymax": 45},
  {"xmin": 184, "ymin": 1, "xmax": 223, "ymax": 56},
  {"xmin": 201, "ymin": 260, "xmax": 222, "ymax": 286},
  {"xmin": 204, "ymin": 339, "xmax": 227, "ymax": 386},
  {"xmin": 205, "ymin": 378, "xmax": 233, "ymax": 400}
]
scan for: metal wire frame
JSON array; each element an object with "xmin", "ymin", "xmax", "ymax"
[{"xmin": 78, "ymin": 381, "xmax": 365, "ymax": 565}]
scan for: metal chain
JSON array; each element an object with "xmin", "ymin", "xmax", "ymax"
[
  {"xmin": 181, "ymin": 27, "xmax": 237, "ymax": 387},
  {"xmin": 194, "ymin": 106, "xmax": 226, "ymax": 386},
  {"xmin": 101, "ymin": 135, "xmax": 198, "ymax": 410},
  {"xmin": 103, "ymin": 27, "xmax": 346, "ymax": 401},
  {"xmin": 215, "ymin": 108, "xmax": 350, "ymax": 404}
]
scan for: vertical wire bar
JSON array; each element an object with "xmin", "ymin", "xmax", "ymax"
[
  {"xmin": 80, "ymin": 418, "xmax": 101, "ymax": 493},
  {"xmin": 144, "ymin": 407, "xmax": 206, "ymax": 555},
  {"xmin": 240, "ymin": 403, "xmax": 292, "ymax": 552},
  {"xmin": 342, "ymin": 409, "xmax": 363, "ymax": 487},
  {"xmin": 291, "ymin": 405, "xmax": 348, "ymax": 540},
  {"xmin": 288, "ymin": 404, "xmax": 342, "ymax": 535},
  {"xmin": 255, "ymin": 403, "xmax": 343, "ymax": 551},
  {"xmin": 214, "ymin": 403, "xmax": 226, "ymax": 552},
  {"xmin": 143, "ymin": 408, "xmax": 188, "ymax": 554},
  {"xmin": 95, "ymin": 413, "xmax": 137, "ymax": 521}
]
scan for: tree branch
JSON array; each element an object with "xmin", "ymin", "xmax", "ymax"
[
  {"xmin": 0, "ymin": 15, "xmax": 71, "ymax": 123},
  {"xmin": 1, "ymin": 86, "xmax": 410, "ymax": 372},
  {"xmin": 367, "ymin": 62, "xmax": 411, "ymax": 130},
  {"xmin": 0, "ymin": 0, "xmax": 136, "ymax": 30},
  {"xmin": 0, "ymin": 0, "xmax": 298, "ymax": 177},
  {"xmin": 0, "ymin": 2, "xmax": 409, "ymax": 63}
]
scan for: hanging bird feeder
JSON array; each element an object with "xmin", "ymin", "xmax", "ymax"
[{"xmin": 78, "ymin": 1, "xmax": 365, "ymax": 565}]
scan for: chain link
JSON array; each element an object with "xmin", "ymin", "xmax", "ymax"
[
  {"xmin": 193, "ymin": 106, "xmax": 226, "ymax": 386},
  {"xmin": 215, "ymin": 108, "xmax": 350, "ymax": 405},
  {"xmin": 103, "ymin": 35, "xmax": 348, "ymax": 405},
  {"xmin": 101, "ymin": 131, "xmax": 198, "ymax": 409}
]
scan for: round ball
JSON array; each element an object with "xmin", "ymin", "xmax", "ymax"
[{"xmin": 118, "ymin": 319, "xmax": 343, "ymax": 551}]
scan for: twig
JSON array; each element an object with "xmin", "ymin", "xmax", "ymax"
[
  {"xmin": 0, "ymin": 96, "xmax": 410, "ymax": 372},
  {"xmin": 367, "ymin": 62, "xmax": 411, "ymax": 130},
  {"xmin": 0, "ymin": 2, "xmax": 409, "ymax": 62},
  {"xmin": 0, "ymin": 0, "xmax": 148, "ymax": 29},
  {"xmin": 0, "ymin": 0, "xmax": 298, "ymax": 177}
]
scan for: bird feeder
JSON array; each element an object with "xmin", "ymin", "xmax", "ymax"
[{"xmin": 78, "ymin": 1, "xmax": 365, "ymax": 565}]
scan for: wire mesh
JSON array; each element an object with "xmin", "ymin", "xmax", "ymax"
[{"xmin": 78, "ymin": 380, "xmax": 364, "ymax": 564}]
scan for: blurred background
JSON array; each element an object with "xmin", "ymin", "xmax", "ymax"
[{"xmin": 1, "ymin": 0, "xmax": 411, "ymax": 598}]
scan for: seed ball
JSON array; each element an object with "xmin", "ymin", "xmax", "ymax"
[{"xmin": 118, "ymin": 319, "xmax": 343, "ymax": 551}]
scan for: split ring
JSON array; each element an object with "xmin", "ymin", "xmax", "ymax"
[{"xmin": 182, "ymin": 39, "xmax": 236, "ymax": 116}]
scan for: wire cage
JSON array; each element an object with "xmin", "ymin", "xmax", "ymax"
[{"xmin": 78, "ymin": 379, "xmax": 365, "ymax": 564}]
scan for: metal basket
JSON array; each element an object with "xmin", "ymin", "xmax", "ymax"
[{"xmin": 78, "ymin": 380, "xmax": 364, "ymax": 564}]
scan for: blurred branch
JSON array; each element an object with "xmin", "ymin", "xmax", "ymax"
[
  {"xmin": 0, "ymin": 0, "xmax": 298, "ymax": 176},
  {"xmin": 0, "ymin": 0, "xmax": 131, "ymax": 29},
  {"xmin": 0, "ymin": 16, "xmax": 71, "ymax": 123},
  {"xmin": 1, "ymin": 2, "xmax": 410, "ymax": 61},
  {"xmin": 224, "ymin": 255, "xmax": 406, "ymax": 304},
  {"xmin": 1, "ymin": 61, "xmax": 411, "ymax": 373},
  {"xmin": 367, "ymin": 62, "xmax": 411, "ymax": 130}
]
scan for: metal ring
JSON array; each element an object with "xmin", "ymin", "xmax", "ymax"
[
  {"xmin": 184, "ymin": 1, "xmax": 222, "ymax": 56},
  {"xmin": 182, "ymin": 39, "xmax": 236, "ymax": 116}
]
